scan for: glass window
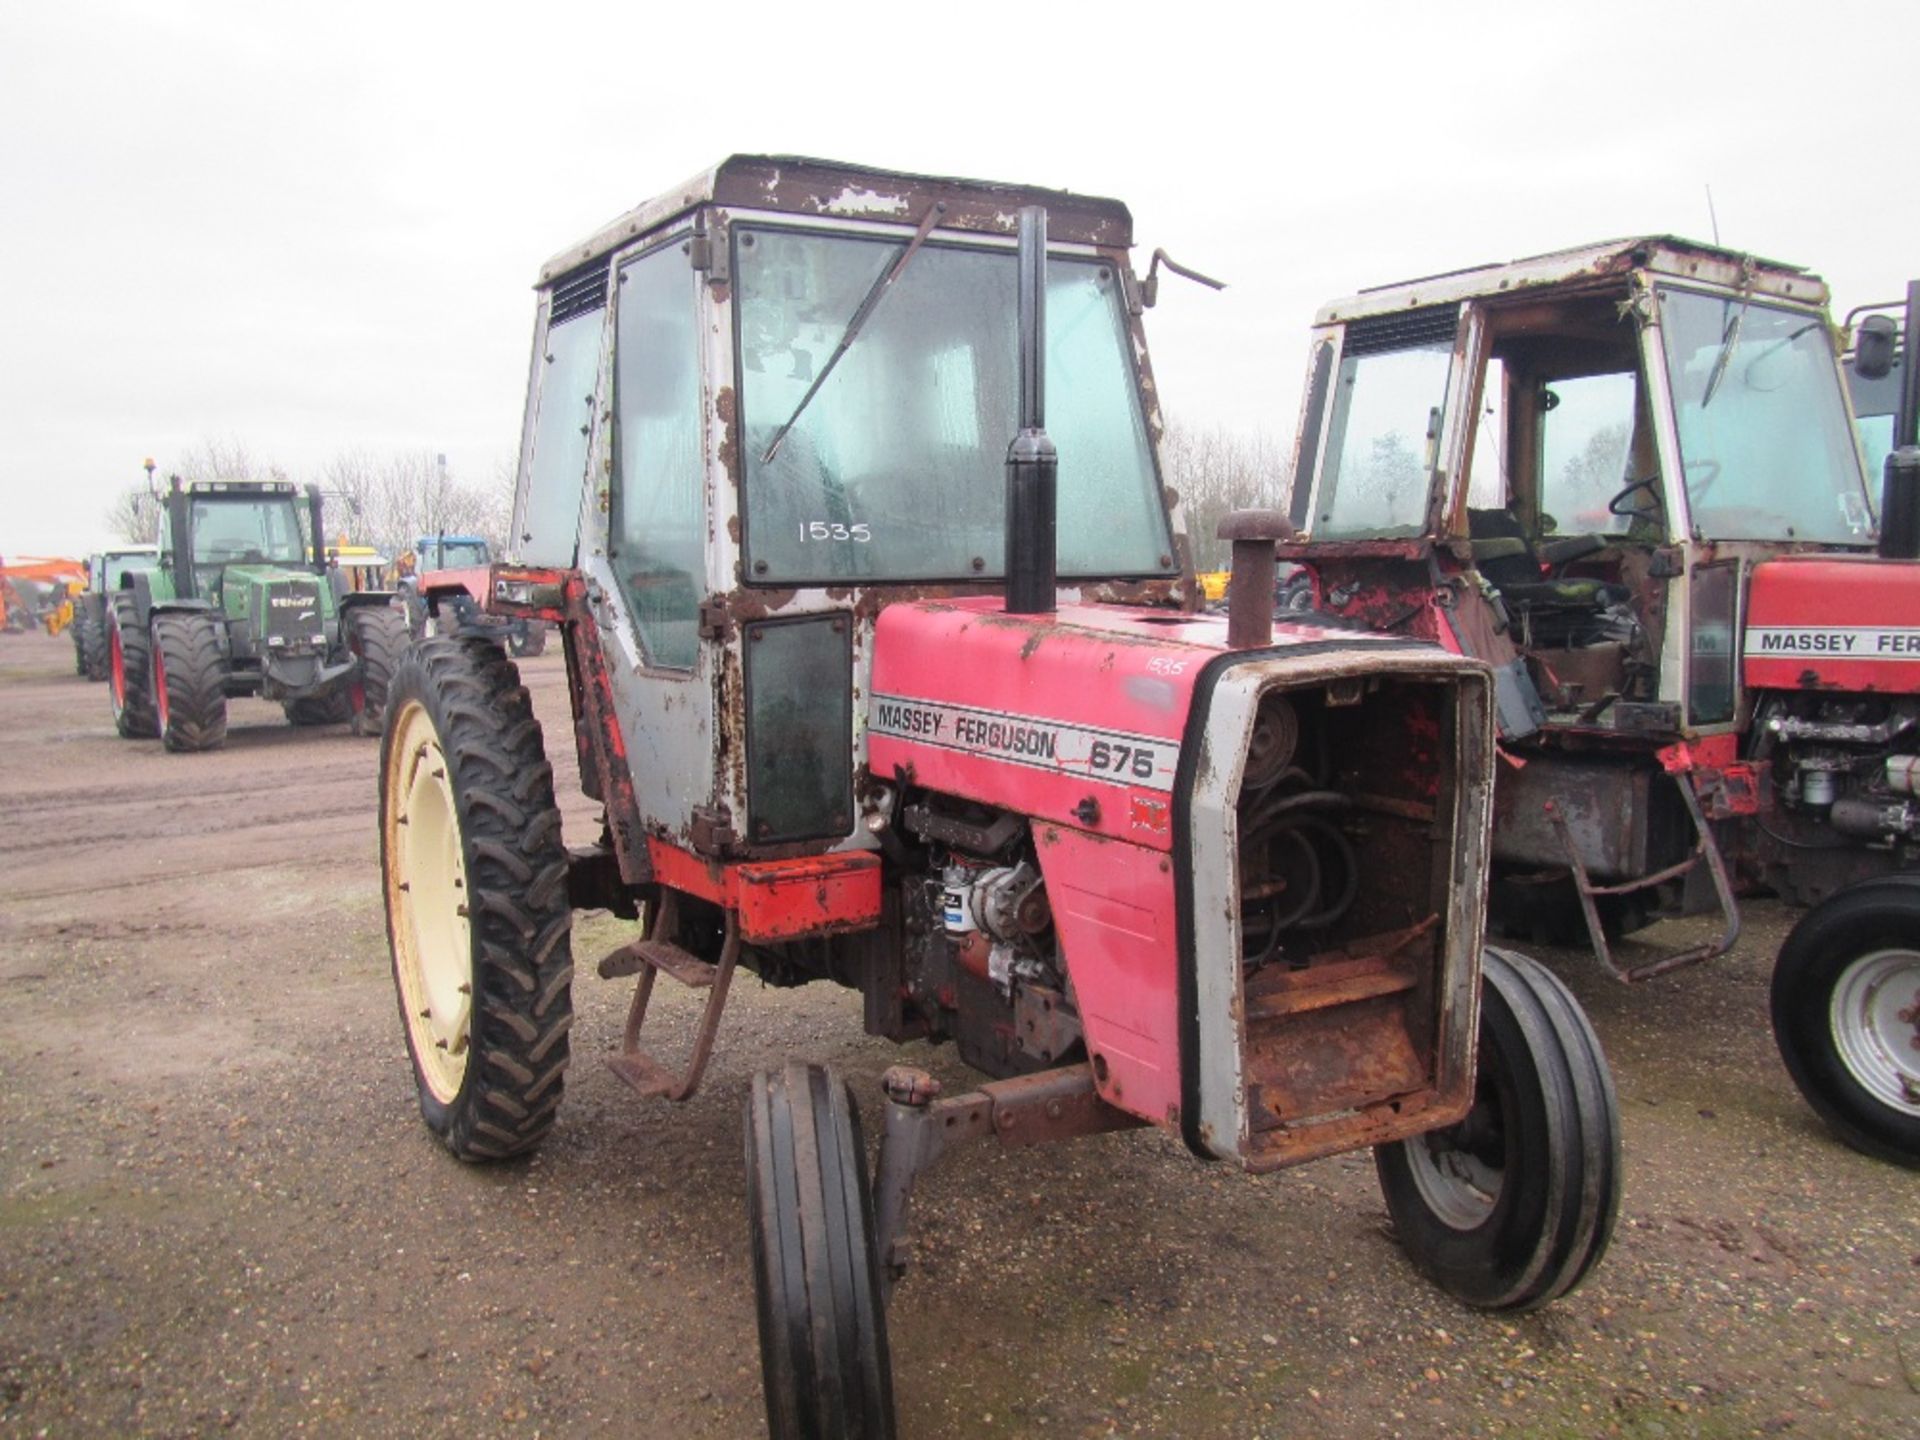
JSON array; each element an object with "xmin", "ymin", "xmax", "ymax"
[
  {"xmin": 522, "ymin": 311, "xmax": 601, "ymax": 566},
  {"xmin": 419, "ymin": 539, "xmax": 490, "ymax": 569},
  {"xmin": 611, "ymin": 241, "xmax": 705, "ymax": 670},
  {"xmin": 1540, "ymin": 372, "xmax": 1637, "ymax": 535},
  {"xmin": 1463, "ymin": 356, "xmax": 1508, "ymax": 511},
  {"xmin": 1658, "ymin": 288, "xmax": 1873, "ymax": 544},
  {"xmin": 189, "ymin": 499, "xmax": 305, "ymax": 566},
  {"xmin": 735, "ymin": 226, "xmax": 1170, "ymax": 583},
  {"xmin": 1315, "ymin": 342, "xmax": 1451, "ymax": 537}
]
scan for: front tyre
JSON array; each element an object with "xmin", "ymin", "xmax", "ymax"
[
  {"xmin": 107, "ymin": 593, "xmax": 158, "ymax": 739},
  {"xmin": 746, "ymin": 1063, "xmax": 896, "ymax": 1440},
  {"xmin": 151, "ymin": 611, "xmax": 229, "ymax": 752},
  {"xmin": 1771, "ymin": 877, "xmax": 1920, "ymax": 1167},
  {"xmin": 380, "ymin": 636, "xmax": 572, "ymax": 1160},
  {"xmin": 348, "ymin": 604, "xmax": 411, "ymax": 737},
  {"xmin": 1376, "ymin": 948, "xmax": 1621, "ymax": 1312}
]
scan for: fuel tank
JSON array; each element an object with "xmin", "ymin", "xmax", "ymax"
[{"xmin": 1743, "ymin": 555, "xmax": 1920, "ymax": 694}]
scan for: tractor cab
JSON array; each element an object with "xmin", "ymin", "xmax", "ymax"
[
  {"xmin": 1283, "ymin": 239, "xmax": 1892, "ymax": 978},
  {"xmin": 1286, "ymin": 236, "xmax": 1874, "ymax": 748}
]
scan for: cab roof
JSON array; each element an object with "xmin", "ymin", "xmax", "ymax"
[
  {"xmin": 1314, "ymin": 235, "xmax": 1830, "ymax": 326},
  {"xmin": 538, "ymin": 154, "xmax": 1135, "ymax": 288}
]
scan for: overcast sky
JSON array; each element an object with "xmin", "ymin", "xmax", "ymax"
[{"xmin": 3, "ymin": 0, "xmax": 1912, "ymax": 557}]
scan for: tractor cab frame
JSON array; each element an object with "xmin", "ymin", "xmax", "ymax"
[{"xmin": 1280, "ymin": 237, "xmax": 1894, "ymax": 979}]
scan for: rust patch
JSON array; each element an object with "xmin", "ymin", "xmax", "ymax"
[
  {"xmin": 715, "ymin": 386, "xmax": 739, "ymax": 486},
  {"xmin": 727, "ymin": 513, "xmax": 741, "ymax": 543}
]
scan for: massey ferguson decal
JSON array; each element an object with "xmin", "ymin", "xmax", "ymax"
[
  {"xmin": 870, "ymin": 694, "xmax": 1179, "ymax": 792},
  {"xmin": 1744, "ymin": 626, "xmax": 1920, "ymax": 658}
]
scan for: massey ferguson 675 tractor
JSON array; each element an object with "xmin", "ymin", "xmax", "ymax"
[
  {"xmin": 377, "ymin": 157, "xmax": 1620, "ymax": 1436},
  {"xmin": 1276, "ymin": 237, "xmax": 1920, "ymax": 1164},
  {"xmin": 109, "ymin": 477, "xmax": 410, "ymax": 750}
]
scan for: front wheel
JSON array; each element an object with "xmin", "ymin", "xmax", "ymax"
[
  {"xmin": 508, "ymin": 623, "xmax": 547, "ymax": 658},
  {"xmin": 151, "ymin": 610, "xmax": 229, "ymax": 752},
  {"xmin": 381, "ymin": 636, "xmax": 573, "ymax": 1160},
  {"xmin": 746, "ymin": 1063, "xmax": 896, "ymax": 1440},
  {"xmin": 1771, "ymin": 877, "xmax": 1920, "ymax": 1167},
  {"xmin": 1376, "ymin": 948, "xmax": 1621, "ymax": 1312},
  {"xmin": 107, "ymin": 594, "xmax": 158, "ymax": 738}
]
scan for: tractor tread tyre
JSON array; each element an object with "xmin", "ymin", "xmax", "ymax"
[
  {"xmin": 746, "ymin": 1063, "xmax": 896, "ymax": 1440},
  {"xmin": 79, "ymin": 613, "xmax": 109, "ymax": 682},
  {"xmin": 1375, "ymin": 948, "xmax": 1621, "ymax": 1313},
  {"xmin": 1771, "ymin": 876, "xmax": 1920, "ymax": 1168},
  {"xmin": 284, "ymin": 691, "xmax": 353, "ymax": 726},
  {"xmin": 107, "ymin": 593, "xmax": 158, "ymax": 739},
  {"xmin": 151, "ymin": 611, "xmax": 229, "ymax": 752},
  {"xmin": 381, "ymin": 636, "xmax": 572, "ymax": 1162},
  {"xmin": 349, "ymin": 605, "xmax": 411, "ymax": 737}
]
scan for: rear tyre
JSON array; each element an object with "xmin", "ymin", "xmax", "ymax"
[
  {"xmin": 1376, "ymin": 947, "xmax": 1621, "ymax": 1311},
  {"xmin": 151, "ymin": 611, "xmax": 229, "ymax": 752},
  {"xmin": 107, "ymin": 594, "xmax": 158, "ymax": 739},
  {"xmin": 381, "ymin": 636, "xmax": 572, "ymax": 1160},
  {"xmin": 1771, "ymin": 877, "xmax": 1920, "ymax": 1167},
  {"xmin": 348, "ymin": 605, "xmax": 411, "ymax": 737},
  {"xmin": 746, "ymin": 1063, "xmax": 896, "ymax": 1440},
  {"xmin": 78, "ymin": 613, "xmax": 109, "ymax": 681},
  {"xmin": 284, "ymin": 691, "xmax": 352, "ymax": 726}
]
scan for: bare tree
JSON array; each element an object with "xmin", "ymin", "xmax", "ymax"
[
  {"xmin": 103, "ymin": 487, "xmax": 164, "ymax": 544},
  {"xmin": 1160, "ymin": 419, "xmax": 1292, "ymax": 571},
  {"xmin": 317, "ymin": 448, "xmax": 509, "ymax": 559}
]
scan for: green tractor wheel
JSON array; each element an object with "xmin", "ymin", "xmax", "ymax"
[
  {"xmin": 151, "ymin": 611, "xmax": 229, "ymax": 753},
  {"xmin": 348, "ymin": 605, "xmax": 411, "ymax": 738},
  {"xmin": 107, "ymin": 594, "xmax": 158, "ymax": 739}
]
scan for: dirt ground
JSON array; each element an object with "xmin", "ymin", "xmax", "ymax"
[{"xmin": 1, "ymin": 627, "xmax": 1915, "ymax": 1440}]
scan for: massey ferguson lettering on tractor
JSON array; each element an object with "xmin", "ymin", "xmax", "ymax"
[
  {"xmin": 376, "ymin": 157, "xmax": 1621, "ymax": 1437},
  {"xmin": 1279, "ymin": 236, "xmax": 1920, "ymax": 1164}
]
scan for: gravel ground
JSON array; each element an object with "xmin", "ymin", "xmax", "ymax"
[{"xmin": 1, "ymin": 627, "xmax": 1915, "ymax": 1439}]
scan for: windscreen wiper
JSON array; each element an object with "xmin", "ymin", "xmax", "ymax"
[
  {"xmin": 760, "ymin": 200, "xmax": 947, "ymax": 466},
  {"xmin": 1700, "ymin": 298, "xmax": 1748, "ymax": 408}
]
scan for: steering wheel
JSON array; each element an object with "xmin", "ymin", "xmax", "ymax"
[
  {"xmin": 1683, "ymin": 458, "xmax": 1722, "ymax": 502},
  {"xmin": 1607, "ymin": 474, "xmax": 1662, "ymax": 518}
]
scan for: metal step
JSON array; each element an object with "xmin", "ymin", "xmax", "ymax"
[
  {"xmin": 595, "ymin": 936, "xmax": 716, "ymax": 987},
  {"xmin": 606, "ymin": 1050, "xmax": 680, "ymax": 1100}
]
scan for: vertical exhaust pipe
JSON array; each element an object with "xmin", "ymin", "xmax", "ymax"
[
  {"xmin": 167, "ymin": 474, "xmax": 196, "ymax": 600},
  {"xmin": 1883, "ymin": 280, "xmax": 1920, "ymax": 561},
  {"xmin": 1005, "ymin": 206, "xmax": 1057, "ymax": 615}
]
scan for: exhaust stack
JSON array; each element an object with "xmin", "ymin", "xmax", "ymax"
[{"xmin": 1005, "ymin": 206, "xmax": 1057, "ymax": 615}]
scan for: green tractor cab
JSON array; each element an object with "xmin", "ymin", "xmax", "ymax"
[{"xmin": 107, "ymin": 477, "xmax": 410, "ymax": 751}]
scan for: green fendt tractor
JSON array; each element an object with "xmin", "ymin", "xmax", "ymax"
[{"xmin": 107, "ymin": 477, "xmax": 410, "ymax": 752}]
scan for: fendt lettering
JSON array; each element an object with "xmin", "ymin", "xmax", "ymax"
[
  {"xmin": 375, "ymin": 157, "xmax": 1621, "ymax": 1439},
  {"xmin": 1282, "ymin": 236, "xmax": 1920, "ymax": 1164}
]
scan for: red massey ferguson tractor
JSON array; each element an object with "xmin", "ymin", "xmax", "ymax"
[
  {"xmin": 1276, "ymin": 237, "xmax": 1920, "ymax": 1164},
  {"xmin": 376, "ymin": 157, "xmax": 1621, "ymax": 1436}
]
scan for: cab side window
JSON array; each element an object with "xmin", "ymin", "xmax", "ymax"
[{"xmin": 611, "ymin": 242, "xmax": 705, "ymax": 671}]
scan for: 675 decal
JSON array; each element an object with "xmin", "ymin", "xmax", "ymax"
[{"xmin": 1088, "ymin": 738, "xmax": 1157, "ymax": 781}]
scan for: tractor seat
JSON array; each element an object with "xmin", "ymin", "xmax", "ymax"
[{"xmin": 1466, "ymin": 509, "xmax": 1626, "ymax": 611}]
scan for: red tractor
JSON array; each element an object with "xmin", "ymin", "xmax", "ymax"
[
  {"xmin": 377, "ymin": 157, "xmax": 1620, "ymax": 1436},
  {"xmin": 1277, "ymin": 238, "xmax": 1920, "ymax": 1164}
]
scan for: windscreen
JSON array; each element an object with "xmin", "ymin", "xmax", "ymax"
[
  {"xmin": 1658, "ymin": 288, "xmax": 1874, "ymax": 543},
  {"xmin": 421, "ymin": 540, "xmax": 490, "ymax": 569},
  {"xmin": 190, "ymin": 499, "xmax": 305, "ymax": 566},
  {"xmin": 735, "ymin": 225, "xmax": 1172, "ymax": 584}
]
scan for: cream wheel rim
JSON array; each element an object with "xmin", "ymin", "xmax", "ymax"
[{"xmin": 387, "ymin": 698, "xmax": 473, "ymax": 1103}]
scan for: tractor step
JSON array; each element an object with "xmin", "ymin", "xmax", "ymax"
[
  {"xmin": 603, "ymin": 891, "xmax": 739, "ymax": 1103},
  {"xmin": 607, "ymin": 1050, "xmax": 682, "ymax": 1100},
  {"xmin": 597, "ymin": 936, "xmax": 718, "ymax": 987}
]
